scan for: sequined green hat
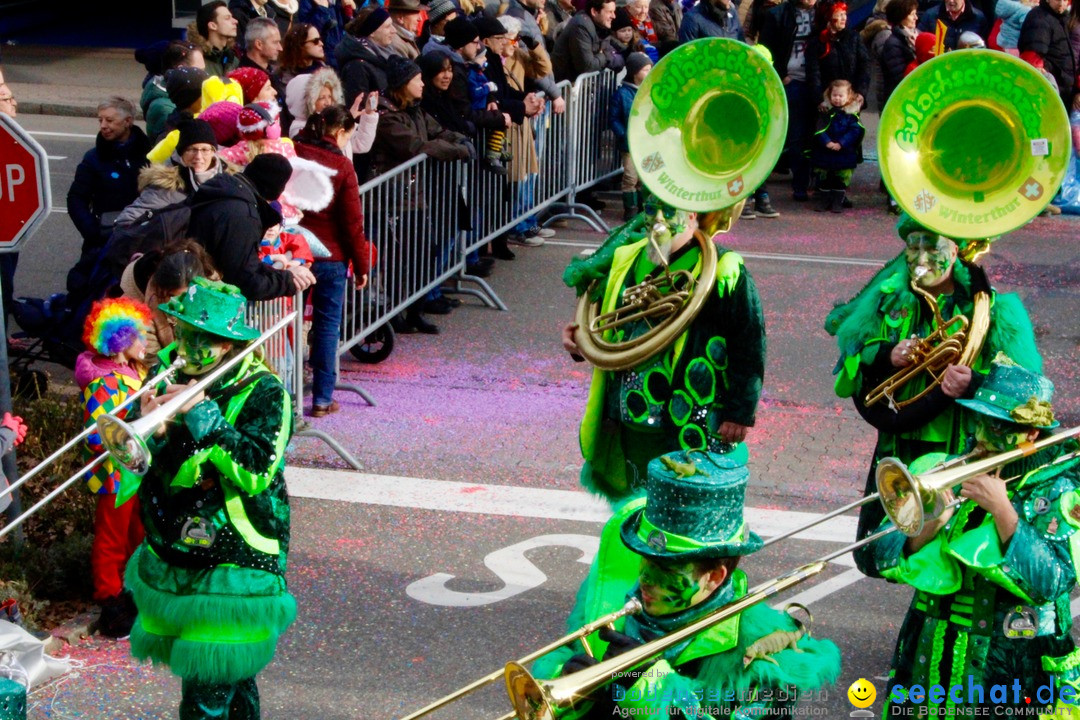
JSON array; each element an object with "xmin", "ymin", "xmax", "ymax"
[
  {"xmin": 621, "ymin": 449, "xmax": 763, "ymax": 560},
  {"xmin": 956, "ymin": 354, "xmax": 1059, "ymax": 430},
  {"xmin": 159, "ymin": 277, "xmax": 260, "ymax": 342}
]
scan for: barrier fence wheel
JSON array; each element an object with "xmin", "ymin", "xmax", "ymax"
[{"xmin": 349, "ymin": 325, "xmax": 395, "ymax": 364}]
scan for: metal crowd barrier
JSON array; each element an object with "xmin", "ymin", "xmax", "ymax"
[
  {"xmin": 328, "ymin": 70, "xmax": 618, "ymax": 403},
  {"xmin": 245, "ymin": 291, "xmax": 360, "ymax": 469}
]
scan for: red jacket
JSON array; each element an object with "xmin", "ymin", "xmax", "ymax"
[{"xmin": 294, "ymin": 136, "xmax": 376, "ymax": 276}]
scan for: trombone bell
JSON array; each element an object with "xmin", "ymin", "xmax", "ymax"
[
  {"xmin": 876, "ymin": 457, "xmax": 946, "ymax": 537},
  {"xmin": 97, "ymin": 414, "xmax": 153, "ymax": 477}
]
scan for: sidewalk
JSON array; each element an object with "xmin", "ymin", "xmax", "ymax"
[{"xmin": 3, "ymin": 45, "xmax": 146, "ymax": 118}]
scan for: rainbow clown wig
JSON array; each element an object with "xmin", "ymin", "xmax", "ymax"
[{"xmin": 82, "ymin": 298, "xmax": 153, "ymax": 357}]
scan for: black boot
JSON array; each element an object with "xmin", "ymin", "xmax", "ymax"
[
  {"xmin": 622, "ymin": 192, "xmax": 638, "ymax": 222},
  {"xmin": 830, "ymin": 191, "xmax": 845, "ymax": 213},
  {"xmin": 406, "ymin": 306, "xmax": 439, "ymax": 335},
  {"xmin": 491, "ymin": 235, "xmax": 515, "ymax": 260},
  {"xmin": 814, "ymin": 188, "xmax": 832, "ymax": 212}
]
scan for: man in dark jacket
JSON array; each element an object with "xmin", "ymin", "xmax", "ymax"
[
  {"xmin": 67, "ymin": 97, "xmax": 152, "ymax": 296},
  {"xmin": 650, "ymin": 0, "xmax": 683, "ymax": 53},
  {"xmin": 1019, "ymin": 0, "xmax": 1076, "ymax": 108},
  {"xmin": 759, "ymin": 0, "xmax": 819, "ymax": 200},
  {"xmin": 917, "ymin": 0, "xmax": 988, "ymax": 50},
  {"xmin": 552, "ymin": 0, "xmax": 623, "ymax": 82},
  {"xmin": 238, "ymin": 17, "xmax": 287, "ymax": 103},
  {"xmin": 433, "ymin": 18, "xmax": 514, "ymax": 139},
  {"xmin": 189, "ymin": 154, "xmax": 315, "ymax": 301},
  {"xmin": 228, "ymin": 0, "xmax": 278, "ymax": 41},
  {"xmin": 195, "ymin": 1, "xmax": 241, "ymax": 77},
  {"xmin": 678, "ymin": 0, "xmax": 744, "ymax": 42}
]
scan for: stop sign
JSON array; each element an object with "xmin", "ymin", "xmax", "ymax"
[{"xmin": 0, "ymin": 113, "xmax": 51, "ymax": 252}]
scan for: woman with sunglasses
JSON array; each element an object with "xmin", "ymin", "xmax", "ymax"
[{"xmin": 276, "ymin": 22, "xmax": 327, "ymax": 87}]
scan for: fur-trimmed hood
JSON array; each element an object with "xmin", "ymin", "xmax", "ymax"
[
  {"xmin": 138, "ymin": 162, "xmax": 188, "ymax": 193},
  {"xmin": 285, "ymin": 68, "xmax": 344, "ymax": 137}
]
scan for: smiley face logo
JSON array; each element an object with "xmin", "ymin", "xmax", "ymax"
[{"xmin": 848, "ymin": 678, "xmax": 876, "ymax": 708}]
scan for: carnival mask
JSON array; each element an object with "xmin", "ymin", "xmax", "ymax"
[
  {"xmin": 175, "ymin": 322, "xmax": 231, "ymax": 376},
  {"xmin": 638, "ymin": 558, "xmax": 708, "ymax": 616},
  {"xmin": 905, "ymin": 232, "xmax": 957, "ymax": 288},
  {"xmin": 643, "ymin": 199, "xmax": 689, "ymax": 267}
]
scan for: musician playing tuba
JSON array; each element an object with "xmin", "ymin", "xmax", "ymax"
[
  {"xmin": 560, "ymin": 200, "xmax": 766, "ymax": 504},
  {"xmin": 530, "ymin": 450, "xmax": 842, "ymax": 718},
  {"xmin": 864, "ymin": 357, "xmax": 1080, "ymax": 716},
  {"xmin": 825, "ymin": 213, "xmax": 1041, "ymax": 577},
  {"xmin": 120, "ymin": 278, "xmax": 296, "ymax": 720}
]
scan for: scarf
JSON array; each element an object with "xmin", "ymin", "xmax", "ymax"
[
  {"xmin": 361, "ymin": 36, "xmax": 397, "ymax": 62},
  {"xmin": 818, "ymin": 2, "xmax": 848, "ymax": 58}
]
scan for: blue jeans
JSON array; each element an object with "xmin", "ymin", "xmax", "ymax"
[
  {"xmin": 513, "ymin": 174, "xmax": 539, "ymax": 234},
  {"xmin": 784, "ymin": 79, "xmax": 813, "ymax": 195},
  {"xmin": 309, "ymin": 261, "xmax": 348, "ymax": 408}
]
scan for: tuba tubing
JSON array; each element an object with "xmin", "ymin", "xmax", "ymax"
[{"xmin": 572, "ymin": 231, "xmax": 717, "ymax": 371}]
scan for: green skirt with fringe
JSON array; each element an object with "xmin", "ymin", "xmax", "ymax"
[{"xmin": 125, "ymin": 544, "xmax": 296, "ymax": 684}]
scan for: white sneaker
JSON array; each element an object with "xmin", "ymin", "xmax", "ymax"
[
  {"xmin": 506, "ymin": 232, "xmax": 544, "ymax": 247},
  {"xmin": 531, "ymin": 227, "xmax": 556, "ymax": 238}
]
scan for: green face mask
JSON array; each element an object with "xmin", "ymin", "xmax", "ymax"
[
  {"xmin": 905, "ymin": 232, "xmax": 956, "ymax": 288},
  {"xmin": 175, "ymin": 322, "xmax": 230, "ymax": 376},
  {"xmin": 975, "ymin": 417, "xmax": 1029, "ymax": 452},
  {"xmin": 638, "ymin": 558, "xmax": 706, "ymax": 616},
  {"xmin": 643, "ymin": 199, "xmax": 689, "ymax": 267}
]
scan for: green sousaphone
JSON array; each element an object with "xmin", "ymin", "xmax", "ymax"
[
  {"xmin": 879, "ymin": 49, "xmax": 1070, "ymax": 239},
  {"xmin": 627, "ymin": 38, "xmax": 789, "ymax": 212}
]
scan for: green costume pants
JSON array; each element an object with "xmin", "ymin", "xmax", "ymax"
[{"xmin": 180, "ymin": 677, "xmax": 259, "ymax": 720}]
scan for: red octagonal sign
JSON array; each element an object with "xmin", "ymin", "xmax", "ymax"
[{"xmin": 0, "ymin": 113, "xmax": 51, "ymax": 252}]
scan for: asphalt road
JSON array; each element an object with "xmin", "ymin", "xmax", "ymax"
[{"xmin": 15, "ymin": 113, "xmax": 1080, "ymax": 719}]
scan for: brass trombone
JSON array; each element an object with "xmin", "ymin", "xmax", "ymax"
[
  {"xmin": 398, "ymin": 428, "xmax": 1080, "ymax": 720},
  {"xmin": 0, "ymin": 313, "xmax": 294, "ymax": 539}
]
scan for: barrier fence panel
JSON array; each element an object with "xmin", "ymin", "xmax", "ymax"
[
  {"xmin": 339, "ymin": 153, "xmax": 466, "ymax": 359},
  {"xmin": 246, "ymin": 293, "xmax": 361, "ymax": 469}
]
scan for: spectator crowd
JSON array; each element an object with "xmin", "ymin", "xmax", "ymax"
[{"xmin": 0, "ymin": 0, "xmax": 1077, "ymax": 416}]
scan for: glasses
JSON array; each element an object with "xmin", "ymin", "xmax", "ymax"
[
  {"xmin": 0, "ymin": 96, "xmax": 15, "ymax": 103},
  {"xmin": 642, "ymin": 199, "xmax": 679, "ymax": 218},
  {"xmin": 182, "ymin": 147, "xmax": 216, "ymax": 155},
  {"xmin": 305, "ymin": 37, "xmax": 324, "ymax": 45}
]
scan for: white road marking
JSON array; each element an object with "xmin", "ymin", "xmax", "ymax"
[
  {"xmin": 286, "ymin": 467, "xmax": 859, "ymax": 543},
  {"xmin": 779, "ymin": 565, "xmax": 865, "ymax": 610},
  {"xmin": 46, "ymin": 155, "xmax": 66, "ymax": 161},
  {"xmin": 551, "ymin": 240, "xmax": 885, "ymax": 268},
  {"xmin": 50, "ymin": 207, "xmax": 67, "ymax": 214},
  {"xmin": 27, "ymin": 130, "xmax": 96, "ymax": 139}
]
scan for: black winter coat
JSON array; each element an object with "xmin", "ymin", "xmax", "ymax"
[
  {"xmin": 758, "ymin": 1, "xmax": 800, "ymax": 80},
  {"xmin": 806, "ymin": 28, "xmax": 871, "ymax": 99},
  {"xmin": 1019, "ymin": 1, "xmax": 1077, "ymax": 107},
  {"xmin": 551, "ymin": 11, "xmax": 619, "ymax": 82},
  {"xmin": 879, "ymin": 25, "xmax": 915, "ymax": 103},
  {"xmin": 228, "ymin": 0, "xmax": 280, "ymax": 41},
  {"xmin": 336, "ymin": 34, "xmax": 391, "ymax": 107},
  {"xmin": 917, "ymin": 2, "xmax": 989, "ymax": 50},
  {"xmin": 446, "ymin": 57, "xmax": 512, "ymax": 141},
  {"xmin": 189, "ymin": 174, "xmax": 295, "ymax": 301},
  {"xmin": 67, "ymin": 127, "xmax": 152, "ymax": 245},
  {"xmin": 481, "ymin": 53, "xmax": 527, "ymax": 124}
]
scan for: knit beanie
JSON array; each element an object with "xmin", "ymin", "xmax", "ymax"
[
  {"xmin": 199, "ymin": 100, "xmax": 244, "ymax": 146},
  {"xmin": 354, "ymin": 7, "xmax": 391, "ymax": 36},
  {"xmin": 625, "ymin": 52, "xmax": 652, "ymax": 80},
  {"xmin": 474, "ymin": 15, "xmax": 506, "ymax": 39},
  {"xmin": 227, "ymin": 66, "xmax": 272, "ymax": 105},
  {"xmin": 385, "ymin": 55, "xmax": 423, "ymax": 90},
  {"xmin": 611, "ymin": 7, "xmax": 634, "ymax": 32},
  {"xmin": 165, "ymin": 66, "xmax": 209, "ymax": 109},
  {"xmin": 176, "ymin": 118, "xmax": 219, "ymax": 153},
  {"xmin": 427, "ymin": 0, "xmax": 456, "ymax": 25},
  {"xmin": 244, "ymin": 153, "xmax": 293, "ymax": 201},
  {"xmin": 444, "ymin": 17, "xmax": 479, "ymax": 49},
  {"xmin": 237, "ymin": 102, "xmax": 280, "ymax": 141}
]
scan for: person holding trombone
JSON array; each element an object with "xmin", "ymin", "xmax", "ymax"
[
  {"xmin": 529, "ymin": 449, "xmax": 842, "ymax": 718},
  {"xmin": 117, "ymin": 278, "xmax": 296, "ymax": 720},
  {"xmin": 865, "ymin": 356, "xmax": 1080, "ymax": 716}
]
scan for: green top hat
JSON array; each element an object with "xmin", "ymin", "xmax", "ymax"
[
  {"xmin": 159, "ymin": 277, "xmax": 261, "ymax": 342},
  {"xmin": 956, "ymin": 354, "xmax": 1059, "ymax": 430},
  {"xmin": 620, "ymin": 449, "xmax": 763, "ymax": 561}
]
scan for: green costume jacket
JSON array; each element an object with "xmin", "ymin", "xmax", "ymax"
[
  {"xmin": 531, "ymin": 501, "xmax": 841, "ymax": 719},
  {"xmin": 577, "ymin": 234, "xmax": 766, "ymax": 501},
  {"xmin": 825, "ymin": 255, "xmax": 1042, "ymax": 575},
  {"xmin": 124, "ymin": 349, "xmax": 296, "ymax": 684},
  {"xmin": 866, "ymin": 446, "xmax": 1080, "ymax": 715}
]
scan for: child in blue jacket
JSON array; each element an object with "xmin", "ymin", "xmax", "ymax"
[
  {"xmin": 466, "ymin": 49, "xmax": 508, "ymax": 174},
  {"xmin": 812, "ymin": 79, "xmax": 865, "ymax": 214},
  {"xmin": 610, "ymin": 52, "xmax": 653, "ymax": 222}
]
